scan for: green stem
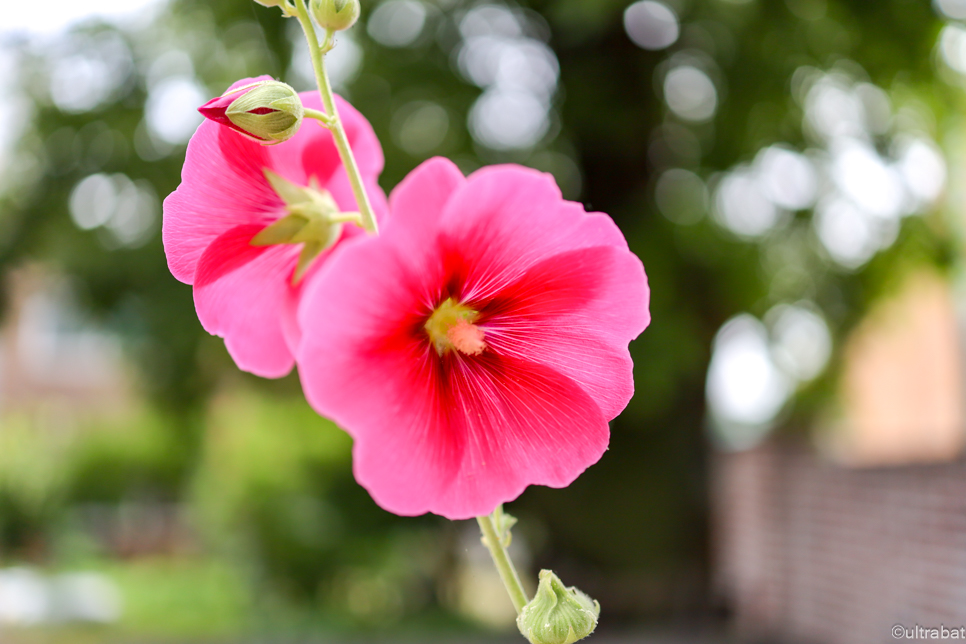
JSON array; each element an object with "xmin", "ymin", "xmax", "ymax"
[
  {"xmin": 293, "ymin": 0, "xmax": 378, "ymax": 235},
  {"xmin": 477, "ymin": 511, "xmax": 529, "ymax": 614},
  {"xmin": 303, "ymin": 107, "xmax": 334, "ymax": 126},
  {"xmin": 329, "ymin": 211, "xmax": 362, "ymax": 224}
]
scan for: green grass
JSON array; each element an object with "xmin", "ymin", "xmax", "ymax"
[{"xmin": 5, "ymin": 557, "xmax": 251, "ymax": 644}]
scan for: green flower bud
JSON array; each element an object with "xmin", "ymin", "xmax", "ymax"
[
  {"xmin": 228, "ymin": 82, "xmax": 304, "ymax": 144},
  {"xmin": 200, "ymin": 81, "xmax": 304, "ymax": 144},
  {"xmin": 310, "ymin": 0, "xmax": 361, "ymax": 31},
  {"xmin": 517, "ymin": 570, "xmax": 600, "ymax": 644}
]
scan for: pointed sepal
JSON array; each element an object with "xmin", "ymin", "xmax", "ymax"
[
  {"xmin": 294, "ymin": 240, "xmax": 325, "ymax": 283},
  {"xmin": 250, "ymin": 214, "xmax": 310, "ymax": 246}
]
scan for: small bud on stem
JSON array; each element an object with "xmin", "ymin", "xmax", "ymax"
[
  {"xmin": 517, "ymin": 570, "xmax": 600, "ymax": 644},
  {"xmin": 198, "ymin": 81, "xmax": 304, "ymax": 144},
  {"xmin": 252, "ymin": 0, "xmax": 299, "ymax": 16},
  {"xmin": 310, "ymin": 0, "xmax": 360, "ymax": 32}
]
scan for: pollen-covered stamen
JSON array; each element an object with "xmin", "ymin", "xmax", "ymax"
[
  {"xmin": 448, "ymin": 319, "xmax": 486, "ymax": 356},
  {"xmin": 425, "ymin": 297, "xmax": 487, "ymax": 356}
]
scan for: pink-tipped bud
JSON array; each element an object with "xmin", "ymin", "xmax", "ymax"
[
  {"xmin": 198, "ymin": 94, "xmax": 239, "ymax": 129},
  {"xmin": 198, "ymin": 80, "xmax": 304, "ymax": 144}
]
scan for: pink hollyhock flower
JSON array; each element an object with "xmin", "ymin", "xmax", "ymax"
[
  {"xmin": 162, "ymin": 76, "xmax": 387, "ymax": 378},
  {"xmin": 297, "ymin": 158, "xmax": 650, "ymax": 519}
]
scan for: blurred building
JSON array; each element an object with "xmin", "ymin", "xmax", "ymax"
[
  {"xmin": 713, "ymin": 270, "xmax": 966, "ymax": 644},
  {"xmin": 0, "ymin": 264, "xmax": 134, "ymax": 425},
  {"xmin": 714, "ymin": 442, "xmax": 966, "ymax": 644}
]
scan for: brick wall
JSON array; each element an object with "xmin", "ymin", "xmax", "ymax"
[{"xmin": 713, "ymin": 441, "xmax": 966, "ymax": 644}]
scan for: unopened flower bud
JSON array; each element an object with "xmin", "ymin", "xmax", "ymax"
[
  {"xmin": 310, "ymin": 0, "xmax": 360, "ymax": 31},
  {"xmin": 198, "ymin": 81, "xmax": 304, "ymax": 144},
  {"xmin": 516, "ymin": 570, "xmax": 600, "ymax": 644}
]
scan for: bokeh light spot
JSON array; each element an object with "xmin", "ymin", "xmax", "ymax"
[
  {"xmin": 145, "ymin": 76, "xmax": 206, "ymax": 145},
  {"xmin": 935, "ymin": 0, "xmax": 966, "ymax": 20},
  {"xmin": 713, "ymin": 168, "xmax": 780, "ymax": 238},
  {"xmin": 813, "ymin": 196, "xmax": 892, "ymax": 269},
  {"xmin": 707, "ymin": 314, "xmax": 792, "ymax": 437},
  {"xmin": 664, "ymin": 66, "xmax": 718, "ymax": 122},
  {"xmin": 367, "ymin": 0, "xmax": 428, "ymax": 48},
  {"xmin": 830, "ymin": 140, "xmax": 905, "ymax": 220},
  {"xmin": 754, "ymin": 145, "xmax": 818, "ymax": 211},
  {"xmin": 766, "ymin": 303, "xmax": 831, "ymax": 382},
  {"xmin": 655, "ymin": 168, "xmax": 707, "ymax": 225},
  {"xmin": 468, "ymin": 89, "xmax": 550, "ymax": 150},
  {"xmin": 624, "ymin": 1, "xmax": 680, "ymax": 51},
  {"xmin": 70, "ymin": 173, "xmax": 158, "ymax": 247},
  {"xmin": 392, "ymin": 101, "xmax": 450, "ymax": 156},
  {"xmin": 459, "ymin": 4, "xmax": 523, "ymax": 39},
  {"xmin": 896, "ymin": 137, "xmax": 946, "ymax": 205},
  {"xmin": 49, "ymin": 33, "xmax": 133, "ymax": 114}
]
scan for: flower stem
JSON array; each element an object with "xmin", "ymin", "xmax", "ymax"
[
  {"xmin": 293, "ymin": 0, "xmax": 379, "ymax": 235},
  {"xmin": 303, "ymin": 107, "xmax": 334, "ymax": 126},
  {"xmin": 477, "ymin": 510, "xmax": 529, "ymax": 614}
]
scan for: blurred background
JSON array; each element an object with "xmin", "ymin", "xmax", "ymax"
[{"xmin": 0, "ymin": 0, "xmax": 964, "ymax": 642}]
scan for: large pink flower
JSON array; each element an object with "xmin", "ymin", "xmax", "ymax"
[
  {"xmin": 297, "ymin": 158, "xmax": 650, "ymax": 519},
  {"xmin": 163, "ymin": 76, "xmax": 387, "ymax": 378}
]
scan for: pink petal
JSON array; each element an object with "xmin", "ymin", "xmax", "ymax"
[
  {"xmin": 163, "ymin": 122, "xmax": 279, "ymax": 283},
  {"xmin": 297, "ymin": 226, "xmax": 454, "ymax": 438},
  {"xmin": 439, "ymin": 165, "xmax": 633, "ymax": 301},
  {"xmin": 194, "ymin": 224, "xmax": 268, "ymax": 287},
  {"xmin": 479, "ymin": 245, "xmax": 648, "ymax": 419},
  {"xmin": 426, "ymin": 352, "xmax": 609, "ymax": 519},
  {"xmin": 436, "ymin": 164, "xmax": 650, "ymax": 364},
  {"xmin": 226, "ymin": 75, "xmax": 273, "ymax": 92},
  {"xmin": 195, "ymin": 243, "xmax": 302, "ymax": 378},
  {"xmin": 197, "ymin": 93, "xmax": 236, "ymax": 127},
  {"xmin": 343, "ymin": 348, "xmax": 608, "ymax": 519},
  {"xmin": 386, "ymin": 157, "xmax": 465, "ymax": 246}
]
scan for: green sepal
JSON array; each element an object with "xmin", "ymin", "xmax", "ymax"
[
  {"xmin": 263, "ymin": 168, "xmax": 313, "ymax": 205},
  {"xmin": 250, "ymin": 214, "xmax": 310, "ymax": 246},
  {"xmin": 290, "ymin": 216, "xmax": 329, "ymax": 244},
  {"xmin": 517, "ymin": 570, "xmax": 600, "ymax": 644},
  {"xmin": 256, "ymin": 169, "xmax": 347, "ymax": 282},
  {"xmin": 493, "ymin": 505, "xmax": 517, "ymax": 548},
  {"xmin": 294, "ymin": 241, "xmax": 325, "ymax": 283},
  {"xmin": 227, "ymin": 110, "xmax": 300, "ymax": 144}
]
